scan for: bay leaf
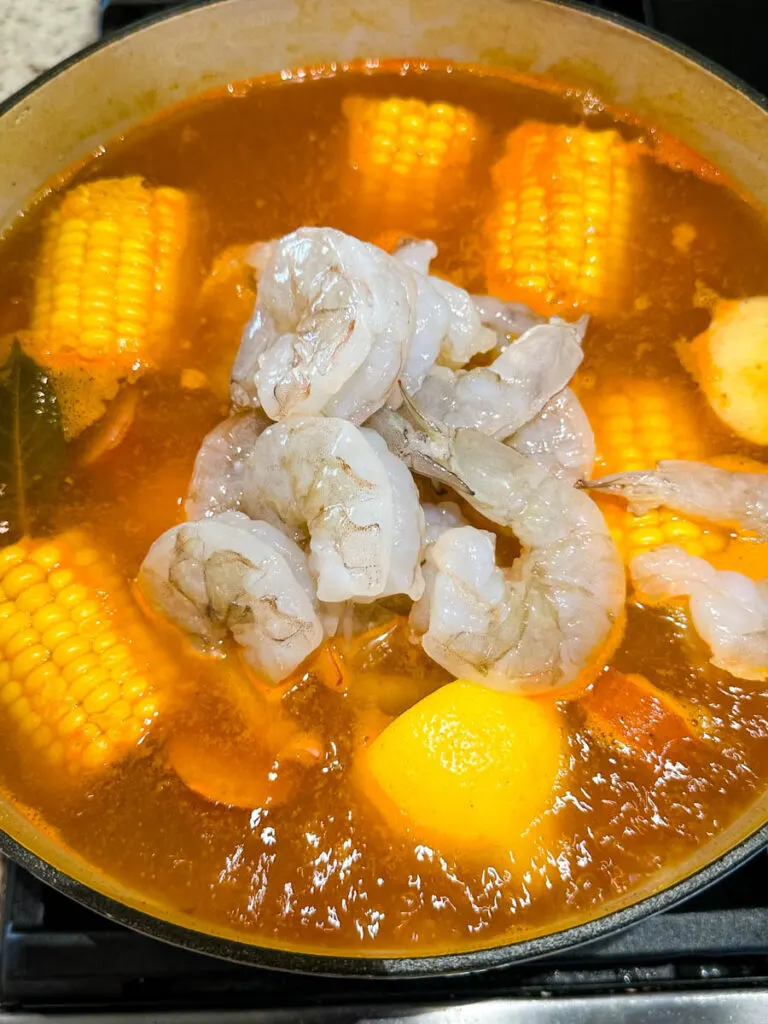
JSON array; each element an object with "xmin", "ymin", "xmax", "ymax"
[{"xmin": 0, "ymin": 339, "xmax": 67, "ymax": 545}]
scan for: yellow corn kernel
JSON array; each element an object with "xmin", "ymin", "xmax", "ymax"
[
  {"xmin": 16, "ymin": 582, "xmax": 55, "ymax": 614},
  {"xmin": 11, "ymin": 644, "xmax": 50, "ymax": 681},
  {"xmin": 0, "ymin": 546, "xmax": 27, "ymax": 578},
  {"xmin": 485, "ymin": 122, "xmax": 637, "ymax": 318},
  {"xmin": 0, "ymin": 533, "xmax": 170, "ymax": 773},
  {"xmin": 31, "ymin": 177, "xmax": 192, "ymax": 370},
  {"xmin": 344, "ymin": 96, "xmax": 483, "ymax": 232},
  {"xmin": 579, "ymin": 377, "xmax": 728, "ymax": 563},
  {"xmin": 0, "ymin": 613, "xmax": 31, "ymax": 648},
  {"xmin": 48, "ymin": 569, "xmax": 74, "ymax": 592},
  {"xmin": 2, "ymin": 563, "xmax": 47, "ymax": 600}
]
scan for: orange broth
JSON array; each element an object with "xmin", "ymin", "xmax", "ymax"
[{"xmin": 0, "ymin": 62, "xmax": 767, "ymax": 956}]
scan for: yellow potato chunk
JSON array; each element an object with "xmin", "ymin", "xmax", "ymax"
[
  {"xmin": 360, "ymin": 680, "xmax": 565, "ymax": 855},
  {"xmin": 688, "ymin": 296, "xmax": 768, "ymax": 445}
]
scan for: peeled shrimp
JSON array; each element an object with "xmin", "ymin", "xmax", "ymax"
[
  {"xmin": 470, "ymin": 307, "xmax": 593, "ymax": 479},
  {"xmin": 185, "ymin": 411, "xmax": 269, "ymax": 520},
  {"xmin": 428, "ymin": 275, "xmax": 496, "ymax": 369},
  {"xmin": 391, "ymin": 237, "xmax": 497, "ymax": 371},
  {"xmin": 138, "ymin": 512, "xmax": 324, "ymax": 683},
  {"xmin": 413, "ymin": 319, "xmax": 584, "ymax": 439},
  {"xmin": 371, "ymin": 408, "xmax": 625, "ymax": 694},
  {"xmin": 392, "ymin": 240, "xmax": 450, "ymax": 395},
  {"xmin": 472, "ymin": 294, "xmax": 546, "ymax": 347},
  {"xmin": 632, "ymin": 544, "xmax": 768, "ymax": 681},
  {"xmin": 422, "ymin": 500, "xmax": 467, "ymax": 544},
  {"xmin": 231, "ymin": 228, "xmax": 495, "ymax": 423},
  {"xmin": 231, "ymin": 227, "xmax": 415, "ymax": 423},
  {"xmin": 390, "ymin": 238, "xmax": 435, "ymax": 277},
  {"xmin": 239, "ymin": 416, "xmax": 424, "ymax": 604},
  {"xmin": 585, "ymin": 460, "xmax": 768, "ymax": 540},
  {"xmin": 506, "ymin": 386, "xmax": 596, "ymax": 484},
  {"xmin": 411, "ymin": 501, "xmax": 468, "ymax": 637},
  {"xmin": 473, "ymin": 296, "xmax": 589, "ymax": 356}
]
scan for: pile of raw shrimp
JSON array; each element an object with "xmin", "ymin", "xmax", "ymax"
[{"xmin": 139, "ymin": 228, "xmax": 768, "ymax": 692}]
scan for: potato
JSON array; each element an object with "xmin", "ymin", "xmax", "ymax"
[
  {"xmin": 689, "ymin": 296, "xmax": 768, "ymax": 445},
  {"xmin": 580, "ymin": 668, "xmax": 697, "ymax": 759}
]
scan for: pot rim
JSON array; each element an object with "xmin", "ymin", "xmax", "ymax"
[
  {"xmin": 0, "ymin": 0, "xmax": 766, "ymax": 979},
  {"xmin": 2, "ymin": 0, "xmax": 767, "ymax": 124}
]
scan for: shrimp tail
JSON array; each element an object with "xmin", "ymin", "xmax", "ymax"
[
  {"xmin": 579, "ymin": 470, "xmax": 667, "ymax": 514},
  {"xmin": 398, "ymin": 381, "xmax": 444, "ymax": 437},
  {"xmin": 369, "ymin": 404, "xmax": 474, "ymax": 497},
  {"xmin": 583, "ymin": 461, "xmax": 768, "ymax": 539}
]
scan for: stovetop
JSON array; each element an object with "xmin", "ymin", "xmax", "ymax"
[{"xmin": 1, "ymin": 1, "xmax": 764, "ymax": 1019}]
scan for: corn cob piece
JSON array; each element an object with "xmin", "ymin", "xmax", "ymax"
[
  {"xmin": 0, "ymin": 532, "xmax": 168, "ymax": 773},
  {"xmin": 31, "ymin": 177, "xmax": 192, "ymax": 370},
  {"xmin": 485, "ymin": 122, "xmax": 636, "ymax": 318},
  {"xmin": 344, "ymin": 96, "xmax": 482, "ymax": 231},
  {"xmin": 581, "ymin": 377, "xmax": 728, "ymax": 563}
]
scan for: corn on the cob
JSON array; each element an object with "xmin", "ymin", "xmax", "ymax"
[
  {"xmin": 344, "ymin": 96, "xmax": 482, "ymax": 230},
  {"xmin": 31, "ymin": 177, "xmax": 192, "ymax": 369},
  {"xmin": 581, "ymin": 377, "xmax": 728, "ymax": 563},
  {"xmin": 485, "ymin": 122, "xmax": 635, "ymax": 318},
  {"xmin": 0, "ymin": 532, "xmax": 167, "ymax": 772}
]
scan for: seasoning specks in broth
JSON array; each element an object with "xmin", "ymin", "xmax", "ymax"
[{"xmin": 0, "ymin": 62, "xmax": 766, "ymax": 957}]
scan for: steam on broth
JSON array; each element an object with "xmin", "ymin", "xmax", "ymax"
[{"xmin": 0, "ymin": 62, "xmax": 766, "ymax": 957}]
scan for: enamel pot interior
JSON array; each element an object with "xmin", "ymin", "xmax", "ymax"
[{"xmin": 0, "ymin": 0, "xmax": 766, "ymax": 978}]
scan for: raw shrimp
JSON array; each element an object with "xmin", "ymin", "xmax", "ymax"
[
  {"xmin": 631, "ymin": 544, "xmax": 768, "ymax": 680},
  {"xmin": 231, "ymin": 229, "xmax": 496, "ymax": 423},
  {"xmin": 392, "ymin": 239, "xmax": 451, "ymax": 396},
  {"xmin": 231, "ymin": 227, "xmax": 415, "ymax": 423},
  {"xmin": 390, "ymin": 237, "xmax": 434, "ymax": 277},
  {"xmin": 138, "ymin": 512, "xmax": 324, "ymax": 683},
  {"xmin": 473, "ymin": 296, "xmax": 589, "ymax": 355},
  {"xmin": 422, "ymin": 501, "xmax": 467, "ymax": 544},
  {"xmin": 239, "ymin": 416, "xmax": 424, "ymax": 604},
  {"xmin": 391, "ymin": 237, "xmax": 497, "ymax": 371},
  {"xmin": 428, "ymin": 275, "xmax": 496, "ymax": 369},
  {"xmin": 408, "ymin": 301, "xmax": 591, "ymax": 478},
  {"xmin": 185, "ymin": 411, "xmax": 269, "ymax": 520},
  {"xmin": 362, "ymin": 428, "xmax": 426, "ymax": 601},
  {"xmin": 506, "ymin": 386, "xmax": 595, "ymax": 484},
  {"xmin": 585, "ymin": 460, "xmax": 768, "ymax": 539},
  {"xmin": 472, "ymin": 294, "xmax": 546, "ymax": 347},
  {"xmin": 411, "ymin": 502, "xmax": 467, "ymax": 636},
  {"xmin": 371, "ymin": 407, "xmax": 625, "ymax": 694},
  {"xmin": 412, "ymin": 319, "xmax": 584, "ymax": 439}
]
